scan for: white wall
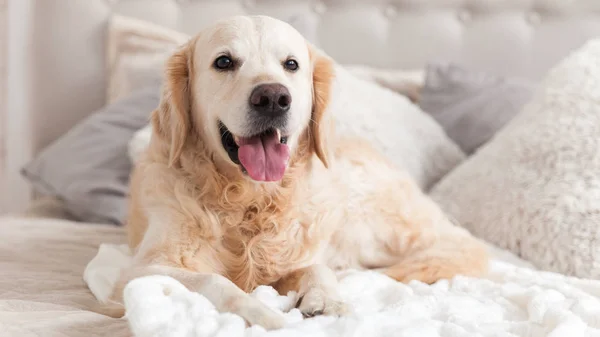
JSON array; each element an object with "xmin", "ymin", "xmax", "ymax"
[{"xmin": 3, "ymin": 0, "xmax": 34, "ymax": 213}]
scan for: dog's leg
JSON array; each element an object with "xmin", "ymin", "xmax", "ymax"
[
  {"xmin": 382, "ymin": 227, "xmax": 489, "ymax": 284},
  {"xmin": 107, "ymin": 265, "xmax": 286, "ymax": 330},
  {"xmin": 273, "ymin": 264, "xmax": 350, "ymax": 317}
]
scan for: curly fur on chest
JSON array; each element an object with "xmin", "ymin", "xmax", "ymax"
[
  {"xmin": 208, "ymin": 187, "xmax": 315, "ymax": 292},
  {"xmin": 153, "ymin": 134, "xmax": 322, "ymax": 292},
  {"xmin": 180, "ymin": 159, "xmax": 317, "ymax": 292}
]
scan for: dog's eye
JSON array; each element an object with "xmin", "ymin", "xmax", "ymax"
[
  {"xmin": 283, "ymin": 59, "xmax": 299, "ymax": 72},
  {"xmin": 214, "ymin": 56, "xmax": 234, "ymax": 70}
]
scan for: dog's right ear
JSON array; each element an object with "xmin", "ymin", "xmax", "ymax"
[
  {"xmin": 307, "ymin": 42, "xmax": 334, "ymax": 169},
  {"xmin": 151, "ymin": 43, "xmax": 193, "ymax": 167}
]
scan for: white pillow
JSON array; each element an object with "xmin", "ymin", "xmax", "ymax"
[
  {"xmin": 328, "ymin": 66, "xmax": 465, "ymax": 189},
  {"xmin": 107, "ymin": 15, "xmax": 189, "ymax": 103},
  {"xmin": 128, "ymin": 124, "xmax": 152, "ymax": 164},
  {"xmin": 430, "ymin": 39, "xmax": 600, "ymax": 278}
]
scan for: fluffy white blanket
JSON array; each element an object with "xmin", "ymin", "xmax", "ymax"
[{"xmin": 84, "ymin": 244, "xmax": 600, "ymax": 337}]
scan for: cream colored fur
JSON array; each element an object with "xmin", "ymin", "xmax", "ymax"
[{"xmin": 107, "ymin": 15, "xmax": 489, "ymax": 330}]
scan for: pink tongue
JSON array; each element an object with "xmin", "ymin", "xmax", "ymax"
[{"xmin": 237, "ymin": 132, "xmax": 290, "ymax": 182}]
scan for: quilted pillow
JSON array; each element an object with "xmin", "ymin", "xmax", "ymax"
[{"xmin": 430, "ymin": 39, "xmax": 600, "ymax": 278}]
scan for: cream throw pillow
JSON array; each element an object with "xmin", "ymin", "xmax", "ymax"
[
  {"xmin": 107, "ymin": 15, "xmax": 189, "ymax": 103},
  {"xmin": 430, "ymin": 39, "xmax": 600, "ymax": 279}
]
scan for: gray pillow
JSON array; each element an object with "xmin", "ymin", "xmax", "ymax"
[
  {"xmin": 21, "ymin": 84, "xmax": 161, "ymax": 225},
  {"xmin": 418, "ymin": 62, "xmax": 536, "ymax": 154}
]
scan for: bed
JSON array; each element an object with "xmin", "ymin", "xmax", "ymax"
[{"xmin": 3, "ymin": 1, "xmax": 600, "ymax": 336}]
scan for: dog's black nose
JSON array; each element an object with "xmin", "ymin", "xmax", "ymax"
[{"xmin": 249, "ymin": 83, "xmax": 291, "ymax": 117}]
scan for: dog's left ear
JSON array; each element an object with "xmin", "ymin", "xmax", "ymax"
[
  {"xmin": 308, "ymin": 43, "xmax": 334, "ymax": 168},
  {"xmin": 151, "ymin": 42, "xmax": 193, "ymax": 167}
]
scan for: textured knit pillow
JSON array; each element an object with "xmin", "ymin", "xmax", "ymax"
[
  {"xmin": 429, "ymin": 39, "xmax": 600, "ymax": 278},
  {"xmin": 419, "ymin": 62, "xmax": 535, "ymax": 155}
]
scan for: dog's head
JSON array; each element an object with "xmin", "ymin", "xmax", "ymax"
[{"xmin": 152, "ymin": 15, "xmax": 333, "ymax": 182}]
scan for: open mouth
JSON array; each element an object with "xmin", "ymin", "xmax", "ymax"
[{"xmin": 219, "ymin": 121, "xmax": 290, "ymax": 182}]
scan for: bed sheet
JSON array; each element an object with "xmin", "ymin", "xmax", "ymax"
[{"xmin": 0, "ymin": 216, "xmax": 129, "ymax": 337}]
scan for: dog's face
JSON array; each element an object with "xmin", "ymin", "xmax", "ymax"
[{"xmin": 153, "ymin": 15, "xmax": 333, "ymax": 182}]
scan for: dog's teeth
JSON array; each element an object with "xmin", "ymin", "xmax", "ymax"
[{"xmin": 275, "ymin": 129, "xmax": 282, "ymax": 143}]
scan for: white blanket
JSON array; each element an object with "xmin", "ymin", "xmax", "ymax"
[{"xmin": 84, "ymin": 244, "xmax": 600, "ymax": 337}]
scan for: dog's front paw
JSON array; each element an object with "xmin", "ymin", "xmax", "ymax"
[
  {"xmin": 298, "ymin": 287, "xmax": 350, "ymax": 317},
  {"xmin": 237, "ymin": 298, "xmax": 286, "ymax": 330}
]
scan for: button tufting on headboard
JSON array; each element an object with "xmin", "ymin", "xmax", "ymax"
[
  {"xmin": 384, "ymin": 5, "xmax": 398, "ymax": 19},
  {"xmin": 527, "ymin": 11, "xmax": 542, "ymax": 25},
  {"xmin": 457, "ymin": 9, "xmax": 472, "ymax": 23},
  {"xmin": 312, "ymin": 2, "xmax": 327, "ymax": 15},
  {"xmin": 242, "ymin": 0, "xmax": 254, "ymax": 9}
]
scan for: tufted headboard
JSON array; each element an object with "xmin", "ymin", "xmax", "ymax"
[{"xmin": 4, "ymin": 0, "xmax": 600, "ymax": 212}]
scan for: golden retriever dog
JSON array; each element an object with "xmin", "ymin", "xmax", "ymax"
[{"xmin": 107, "ymin": 15, "xmax": 489, "ymax": 330}]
